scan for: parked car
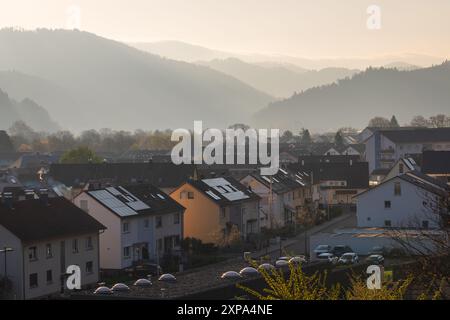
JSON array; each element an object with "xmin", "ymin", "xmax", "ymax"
[
  {"xmin": 313, "ymin": 245, "xmax": 331, "ymax": 257},
  {"xmin": 338, "ymin": 252, "xmax": 359, "ymax": 265},
  {"xmin": 317, "ymin": 253, "xmax": 338, "ymax": 264},
  {"xmin": 365, "ymin": 255, "xmax": 384, "ymax": 265},
  {"xmin": 332, "ymin": 245, "xmax": 354, "ymax": 257}
]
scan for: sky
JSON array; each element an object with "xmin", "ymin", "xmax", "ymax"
[{"xmin": 1, "ymin": 0, "xmax": 450, "ymax": 59}]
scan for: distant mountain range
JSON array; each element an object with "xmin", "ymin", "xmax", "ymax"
[
  {"xmin": 197, "ymin": 58, "xmax": 358, "ymax": 97},
  {"xmin": 0, "ymin": 29, "xmax": 273, "ymax": 131},
  {"xmin": 0, "ymin": 88, "xmax": 58, "ymax": 131},
  {"xmin": 130, "ymin": 41, "xmax": 444, "ymax": 69},
  {"xmin": 253, "ymin": 62, "xmax": 450, "ymax": 132}
]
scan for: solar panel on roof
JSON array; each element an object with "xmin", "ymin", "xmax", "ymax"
[{"xmin": 89, "ymin": 189, "xmax": 141, "ymax": 217}]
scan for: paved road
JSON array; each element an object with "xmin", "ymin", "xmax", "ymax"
[{"xmin": 273, "ymin": 212, "xmax": 357, "ymax": 259}]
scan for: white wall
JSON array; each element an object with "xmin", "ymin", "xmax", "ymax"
[
  {"xmin": 356, "ymin": 177, "xmax": 441, "ymax": 229},
  {"xmin": 74, "ymin": 193, "xmax": 122, "ymax": 270},
  {"xmin": 22, "ymin": 233, "xmax": 100, "ymax": 300}
]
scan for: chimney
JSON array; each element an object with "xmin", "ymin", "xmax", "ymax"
[
  {"xmin": 25, "ymin": 190, "xmax": 35, "ymax": 200},
  {"xmin": 2, "ymin": 192, "xmax": 14, "ymax": 209},
  {"xmin": 39, "ymin": 188, "xmax": 49, "ymax": 205}
]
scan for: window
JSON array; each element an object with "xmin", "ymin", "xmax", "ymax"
[
  {"xmin": 46, "ymin": 244, "xmax": 53, "ymax": 259},
  {"xmin": 46, "ymin": 270, "xmax": 53, "ymax": 284},
  {"xmin": 72, "ymin": 239, "xmax": 79, "ymax": 253},
  {"xmin": 399, "ymin": 163, "xmax": 404, "ymax": 174},
  {"xmin": 29, "ymin": 273, "xmax": 38, "ymax": 288},
  {"xmin": 123, "ymin": 246, "xmax": 131, "ymax": 259},
  {"xmin": 188, "ymin": 192, "xmax": 194, "ymax": 199},
  {"xmin": 394, "ymin": 182, "xmax": 401, "ymax": 196},
  {"xmin": 384, "ymin": 201, "xmax": 391, "ymax": 209},
  {"xmin": 422, "ymin": 221, "xmax": 429, "ymax": 229},
  {"xmin": 174, "ymin": 213, "xmax": 180, "ymax": 225},
  {"xmin": 86, "ymin": 261, "xmax": 93, "ymax": 274},
  {"xmin": 384, "ymin": 220, "xmax": 392, "ymax": 227},
  {"xmin": 29, "ymin": 247, "xmax": 37, "ymax": 261},
  {"xmin": 156, "ymin": 216, "xmax": 162, "ymax": 228},
  {"xmin": 144, "ymin": 219, "xmax": 149, "ymax": 228},
  {"xmin": 80, "ymin": 200, "xmax": 89, "ymax": 212},
  {"xmin": 85, "ymin": 237, "xmax": 93, "ymax": 251},
  {"xmin": 122, "ymin": 222, "xmax": 130, "ymax": 233}
]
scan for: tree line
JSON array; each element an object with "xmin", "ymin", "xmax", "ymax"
[{"xmin": 7, "ymin": 121, "xmax": 176, "ymax": 154}]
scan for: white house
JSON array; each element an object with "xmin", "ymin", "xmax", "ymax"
[
  {"xmin": 363, "ymin": 127, "xmax": 450, "ymax": 174},
  {"xmin": 0, "ymin": 195, "xmax": 104, "ymax": 300},
  {"xmin": 240, "ymin": 169, "xmax": 310, "ymax": 229},
  {"xmin": 73, "ymin": 184, "xmax": 185, "ymax": 271},
  {"xmin": 356, "ymin": 171, "xmax": 449, "ymax": 229}
]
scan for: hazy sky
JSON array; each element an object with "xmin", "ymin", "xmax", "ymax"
[{"xmin": 1, "ymin": 0, "xmax": 450, "ymax": 58}]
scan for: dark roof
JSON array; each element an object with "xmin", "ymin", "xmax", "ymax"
[
  {"xmin": 400, "ymin": 171, "xmax": 449, "ymax": 196},
  {"xmin": 298, "ymin": 154, "xmax": 360, "ymax": 165},
  {"xmin": 249, "ymin": 169, "xmax": 308, "ymax": 194},
  {"xmin": 380, "ymin": 128, "xmax": 450, "ymax": 144},
  {"xmin": 356, "ymin": 171, "xmax": 449, "ymax": 198},
  {"xmin": 50, "ymin": 163, "xmax": 196, "ymax": 188},
  {"xmin": 10, "ymin": 153, "xmax": 60, "ymax": 169},
  {"xmin": 122, "ymin": 184, "xmax": 185, "ymax": 215},
  {"xmin": 370, "ymin": 168, "xmax": 391, "ymax": 176},
  {"xmin": 0, "ymin": 197, "xmax": 105, "ymax": 242},
  {"xmin": 288, "ymin": 162, "xmax": 369, "ymax": 189},
  {"xmin": 186, "ymin": 177, "xmax": 260, "ymax": 207},
  {"xmin": 422, "ymin": 151, "xmax": 450, "ymax": 174}
]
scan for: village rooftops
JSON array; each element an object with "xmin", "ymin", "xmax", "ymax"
[
  {"xmin": 50, "ymin": 162, "xmax": 196, "ymax": 188},
  {"xmin": 249, "ymin": 168, "xmax": 309, "ymax": 194},
  {"xmin": 121, "ymin": 184, "xmax": 185, "ymax": 215},
  {"xmin": 288, "ymin": 162, "xmax": 369, "ymax": 189},
  {"xmin": 86, "ymin": 185, "xmax": 183, "ymax": 218},
  {"xmin": 0, "ymin": 197, "xmax": 105, "ymax": 242},
  {"xmin": 183, "ymin": 177, "xmax": 260, "ymax": 206},
  {"xmin": 355, "ymin": 170, "xmax": 449, "ymax": 198},
  {"xmin": 376, "ymin": 127, "xmax": 450, "ymax": 144}
]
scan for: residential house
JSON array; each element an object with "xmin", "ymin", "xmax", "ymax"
[
  {"xmin": 356, "ymin": 171, "xmax": 449, "ymax": 229},
  {"xmin": 170, "ymin": 177, "xmax": 260, "ymax": 245},
  {"xmin": 74, "ymin": 184, "xmax": 184, "ymax": 271},
  {"xmin": 363, "ymin": 127, "xmax": 450, "ymax": 174},
  {"xmin": 288, "ymin": 161, "xmax": 369, "ymax": 208},
  {"xmin": 240, "ymin": 169, "xmax": 310, "ymax": 229},
  {"xmin": 0, "ymin": 195, "xmax": 104, "ymax": 300}
]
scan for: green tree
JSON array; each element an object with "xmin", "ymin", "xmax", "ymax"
[{"xmin": 60, "ymin": 146, "xmax": 103, "ymax": 164}]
